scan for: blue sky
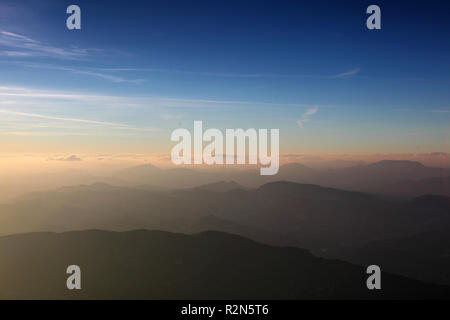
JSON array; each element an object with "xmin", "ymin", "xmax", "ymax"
[{"xmin": 0, "ymin": 0, "xmax": 449, "ymax": 159}]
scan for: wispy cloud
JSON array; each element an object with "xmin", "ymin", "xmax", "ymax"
[
  {"xmin": 0, "ymin": 30, "xmax": 361, "ymax": 82},
  {"xmin": 1, "ymin": 51, "xmax": 35, "ymax": 57},
  {"xmin": 0, "ymin": 109, "xmax": 159, "ymax": 132},
  {"xmin": 89, "ymin": 67, "xmax": 266, "ymax": 78},
  {"xmin": 24, "ymin": 63, "xmax": 145, "ymax": 84},
  {"xmin": 65, "ymin": 68, "xmax": 145, "ymax": 84},
  {"xmin": 80, "ymin": 66, "xmax": 361, "ymax": 80},
  {"xmin": 0, "ymin": 30, "xmax": 94, "ymax": 59},
  {"xmin": 0, "ymin": 85, "xmax": 317, "ymax": 109},
  {"xmin": 0, "ymin": 86, "xmax": 119, "ymax": 102},
  {"xmin": 48, "ymin": 154, "xmax": 82, "ymax": 162},
  {"xmin": 329, "ymin": 68, "xmax": 360, "ymax": 79},
  {"xmin": 1, "ymin": 31, "xmax": 37, "ymax": 43},
  {"xmin": 297, "ymin": 106, "xmax": 318, "ymax": 128},
  {"xmin": 156, "ymin": 97, "xmax": 313, "ymax": 108}
]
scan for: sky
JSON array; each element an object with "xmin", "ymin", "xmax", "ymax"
[{"xmin": 0, "ymin": 0, "xmax": 449, "ymax": 171}]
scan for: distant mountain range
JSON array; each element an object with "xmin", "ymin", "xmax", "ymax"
[
  {"xmin": 0, "ymin": 230, "xmax": 448, "ymax": 299},
  {"xmin": 1, "ymin": 178, "xmax": 449, "ymax": 288},
  {"xmin": 1, "ymin": 160, "xmax": 448, "ymax": 203},
  {"xmin": 1, "ymin": 160, "xmax": 449, "ymax": 291},
  {"xmin": 113, "ymin": 160, "xmax": 450, "ymax": 197},
  {"xmin": 3, "ymin": 180, "xmax": 449, "ymax": 247}
]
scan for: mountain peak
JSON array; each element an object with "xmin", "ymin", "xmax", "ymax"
[{"xmin": 368, "ymin": 160, "xmax": 426, "ymax": 169}]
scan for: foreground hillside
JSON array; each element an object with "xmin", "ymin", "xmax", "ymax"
[
  {"xmin": 1, "ymin": 181, "xmax": 448, "ymax": 250},
  {"xmin": 0, "ymin": 230, "xmax": 448, "ymax": 300},
  {"xmin": 335, "ymin": 229, "xmax": 450, "ymax": 286}
]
